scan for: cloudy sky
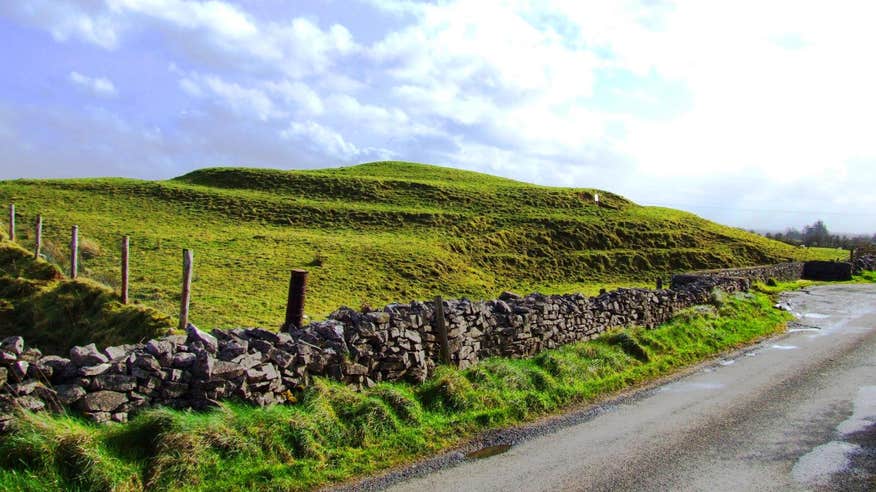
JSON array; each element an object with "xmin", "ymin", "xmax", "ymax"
[{"xmin": 1, "ymin": 0, "xmax": 875, "ymax": 233}]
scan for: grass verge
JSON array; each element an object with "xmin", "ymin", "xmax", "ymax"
[
  {"xmin": 0, "ymin": 290, "xmax": 790, "ymax": 491},
  {"xmin": 0, "ymin": 240, "xmax": 173, "ymax": 355}
]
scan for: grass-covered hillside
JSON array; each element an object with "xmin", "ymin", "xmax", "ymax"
[
  {"xmin": 0, "ymin": 161, "xmax": 843, "ymax": 329},
  {"xmin": 0, "ymin": 236, "xmax": 173, "ymax": 354}
]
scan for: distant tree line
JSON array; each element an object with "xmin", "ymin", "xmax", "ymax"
[{"xmin": 763, "ymin": 220, "xmax": 876, "ymax": 248}]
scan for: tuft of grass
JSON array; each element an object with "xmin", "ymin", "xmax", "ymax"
[
  {"xmin": 0, "ymin": 291, "xmax": 791, "ymax": 491},
  {"xmin": 853, "ymin": 270, "xmax": 876, "ymax": 283}
]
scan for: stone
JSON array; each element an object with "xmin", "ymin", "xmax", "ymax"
[
  {"xmin": 212, "ymin": 361, "xmax": 245, "ymax": 379},
  {"xmin": 166, "ymin": 368, "xmax": 184, "ymax": 382},
  {"xmin": 80, "ymin": 390, "xmax": 128, "ymax": 412},
  {"xmin": 366, "ymin": 311, "xmax": 390, "ymax": 324},
  {"xmin": 267, "ymin": 348, "xmax": 295, "ymax": 369},
  {"xmin": 111, "ymin": 412, "xmax": 128, "ymax": 423},
  {"xmin": 9, "ymin": 361, "xmax": 28, "ymax": 382},
  {"xmin": 70, "ymin": 343, "xmax": 109, "ymax": 366},
  {"xmin": 249, "ymin": 328, "xmax": 281, "ymax": 344},
  {"xmin": 20, "ymin": 348, "xmax": 42, "ymax": 363},
  {"xmin": 0, "ymin": 367, "xmax": 6, "ymax": 387},
  {"xmin": 186, "ymin": 323, "xmax": 218, "ymax": 353},
  {"xmin": 218, "ymin": 339, "xmax": 248, "ymax": 361},
  {"xmin": 232, "ymin": 352, "xmax": 262, "ymax": 370},
  {"xmin": 92, "ymin": 374, "xmax": 137, "ymax": 392},
  {"xmin": 499, "ymin": 291, "xmax": 523, "ymax": 301},
  {"xmin": 162, "ymin": 382, "xmax": 188, "ymax": 399},
  {"xmin": 165, "ymin": 334, "xmax": 187, "ymax": 346},
  {"xmin": 134, "ymin": 354, "xmax": 163, "ymax": 373},
  {"xmin": 103, "ymin": 345, "xmax": 132, "ymax": 361},
  {"xmin": 9, "ymin": 380, "xmax": 39, "ymax": 396},
  {"xmin": 192, "ymin": 351, "xmax": 215, "ymax": 379},
  {"xmin": 245, "ymin": 367, "xmax": 266, "ymax": 384},
  {"xmin": 36, "ymin": 355, "xmax": 69, "ymax": 375},
  {"xmin": 260, "ymin": 363, "xmax": 280, "ymax": 381},
  {"xmin": 172, "ymin": 352, "xmax": 197, "ymax": 368},
  {"xmin": 344, "ymin": 362, "xmax": 369, "ymax": 376},
  {"xmin": 0, "ymin": 336, "xmax": 23, "ymax": 355},
  {"xmin": 249, "ymin": 338, "xmax": 274, "ymax": 354},
  {"xmin": 14, "ymin": 396, "xmax": 45, "ymax": 412},
  {"xmin": 0, "ymin": 351, "xmax": 16, "ymax": 364},
  {"xmin": 146, "ymin": 340, "xmax": 174, "ymax": 366},
  {"xmin": 78, "ymin": 363, "xmax": 111, "ymax": 377}
]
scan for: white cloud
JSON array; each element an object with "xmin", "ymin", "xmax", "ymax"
[
  {"xmin": 282, "ymin": 121, "xmax": 360, "ymax": 160},
  {"xmin": 5, "ymin": 0, "xmax": 359, "ymax": 79},
  {"xmin": 264, "ymin": 80, "xmax": 324, "ymax": 116},
  {"xmin": 0, "ymin": 1, "xmax": 121, "ymax": 49},
  {"xmin": 4, "ymin": 0, "xmax": 876, "ymax": 232},
  {"xmin": 179, "ymin": 74, "xmax": 279, "ymax": 121},
  {"xmin": 68, "ymin": 71, "xmax": 118, "ymax": 97}
]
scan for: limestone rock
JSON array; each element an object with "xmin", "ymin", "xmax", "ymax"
[
  {"xmin": 70, "ymin": 343, "xmax": 109, "ymax": 367},
  {"xmin": 0, "ymin": 336, "xmax": 23, "ymax": 355},
  {"xmin": 186, "ymin": 323, "xmax": 218, "ymax": 353},
  {"xmin": 80, "ymin": 390, "xmax": 128, "ymax": 412}
]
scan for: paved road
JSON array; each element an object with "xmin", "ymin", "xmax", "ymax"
[{"xmin": 385, "ymin": 284, "xmax": 876, "ymax": 491}]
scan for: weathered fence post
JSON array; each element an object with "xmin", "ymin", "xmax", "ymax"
[
  {"xmin": 121, "ymin": 236, "xmax": 130, "ymax": 305},
  {"xmin": 434, "ymin": 296, "xmax": 452, "ymax": 365},
  {"xmin": 70, "ymin": 225, "xmax": 78, "ymax": 279},
  {"xmin": 8, "ymin": 203, "xmax": 14, "ymax": 242},
  {"xmin": 179, "ymin": 249, "xmax": 193, "ymax": 330},
  {"xmin": 284, "ymin": 269, "xmax": 308, "ymax": 331},
  {"xmin": 656, "ymin": 278, "xmax": 663, "ymax": 290},
  {"xmin": 849, "ymin": 248, "xmax": 855, "ymax": 262},
  {"xmin": 34, "ymin": 215, "xmax": 42, "ymax": 258}
]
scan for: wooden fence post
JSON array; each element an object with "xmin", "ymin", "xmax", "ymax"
[
  {"xmin": 179, "ymin": 249, "xmax": 193, "ymax": 330},
  {"xmin": 121, "ymin": 236, "xmax": 129, "ymax": 305},
  {"xmin": 8, "ymin": 203, "xmax": 14, "ymax": 242},
  {"xmin": 70, "ymin": 225, "xmax": 78, "ymax": 279},
  {"xmin": 434, "ymin": 296, "xmax": 452, "ymax": 365},
  {"xmin": 34, "ymin": 215, "xmax": 42, "ymax": 258},
  {"xmin": 284, "ymin": 269, "xmax": 308, "ymax": 331},
  {"xmin": 656, "ymin": 278, "xmax": 663, "ymax": 290}
]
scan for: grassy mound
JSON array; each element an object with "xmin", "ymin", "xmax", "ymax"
[
  {"xmin": 0, "ymin": 240, "xmax": 173, "ymax": 355},
  {"xmin": 0, "ymin": 290, "xmax": 789, "ymax": 491},
  {"xmin": 0, "ymin": 161, "xmax": 844, "ymax": 328}
]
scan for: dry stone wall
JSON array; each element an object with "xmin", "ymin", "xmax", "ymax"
[{"xmin": 0, "ymin": 261, "xmax": 813, "ymax": 426}]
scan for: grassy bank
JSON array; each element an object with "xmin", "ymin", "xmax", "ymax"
[
  {"xmin": 0, "ymin": 162, "xmax": 844, "ymax": 328},
  {"xmin": 0, "ymin": 239, "xmax": 173, "ymax": 354},
  {"xmin": 0, "ymin": 290, "xmax": 790, "ymax": 491}
]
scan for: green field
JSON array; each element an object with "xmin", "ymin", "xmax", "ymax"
[{"xmin": 0, "ymin": 161, "xmax": 845, "ymax": 329}]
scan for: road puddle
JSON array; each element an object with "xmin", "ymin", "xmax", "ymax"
[
  {"xmin": 466, "ymin": 444, "xmax": 511, "ymax": 459},
  {"xmin": 803, "ymin": 313, "xmax": 830, "ymax": 319},
  {"xmin": 791, "ymin": 386, "xmax": 876, "ymax": 486},
  {"xmin": 769, "ymin": 344, "xmax": 798, "ymax": 350},
  {"xmin": 792, "ymin": 441, "xmax": 860, "ymax": 486}
]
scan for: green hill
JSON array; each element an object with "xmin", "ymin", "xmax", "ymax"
[{"xmin": 0, "ymin": 161, "xmax": 840, "ymax": 329}]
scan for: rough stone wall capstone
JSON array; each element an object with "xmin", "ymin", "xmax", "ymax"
[{"xmin": 0, "ymin": 261, "xmax": 820, "ymax": 426}]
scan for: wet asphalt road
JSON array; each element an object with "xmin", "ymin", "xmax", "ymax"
[{"xmin": 381, "ymin": 284, "xmax": 876, "ymax": 492}]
